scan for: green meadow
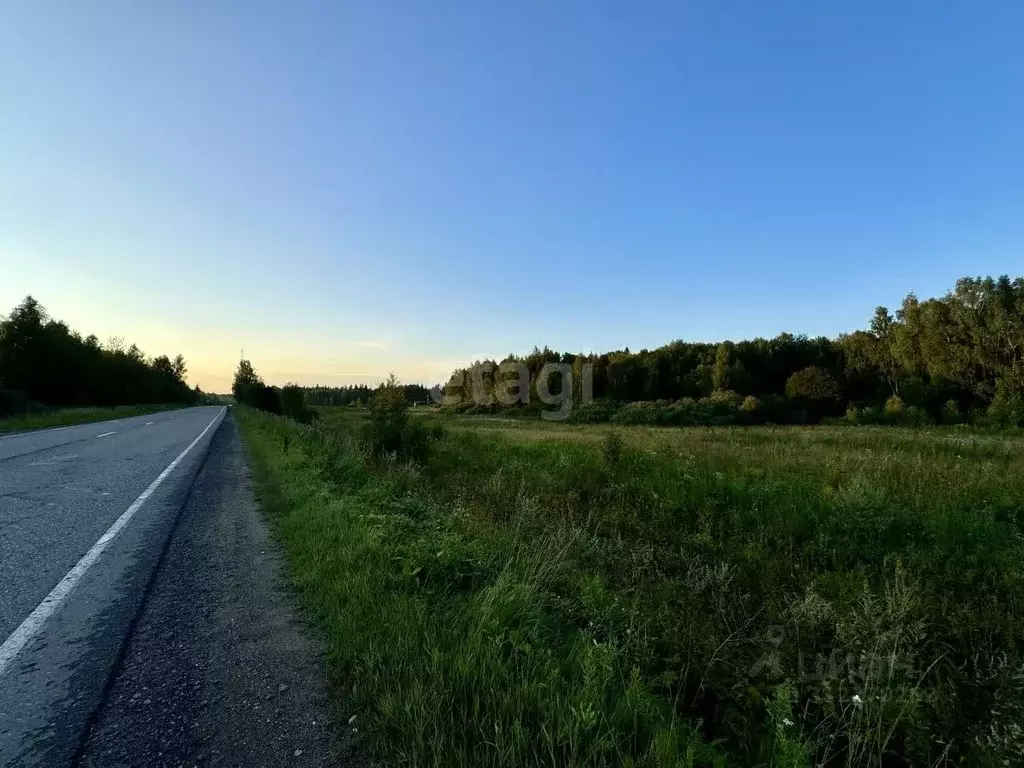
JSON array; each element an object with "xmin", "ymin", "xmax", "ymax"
[{"xmin": 238, "ymin": 405, "xmax": 1024, "ymax": 767}]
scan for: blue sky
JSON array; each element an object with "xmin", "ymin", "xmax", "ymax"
[{"xmin": 2, "ymin": 1, "xmax": 1021, "ymax": 392}]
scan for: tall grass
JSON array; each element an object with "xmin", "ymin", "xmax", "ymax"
[
  {"xmin": 239, "ymin": 407, "xmax": 1024, "ymax": 766},
  {"xmin": 239, "ymin": 409, "xmax": 719, "ymax": 767}
]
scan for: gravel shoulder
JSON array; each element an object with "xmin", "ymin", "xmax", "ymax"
[{"xmin": 78, "ymin": 414, "xmax": 361, "ymax": 767}]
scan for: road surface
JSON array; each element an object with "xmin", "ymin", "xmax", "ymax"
[{"xmin": 0, "ymin": 407, "xmax": 350, "ymax": 767}]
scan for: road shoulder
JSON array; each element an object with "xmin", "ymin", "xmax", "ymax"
[{"xmin": 79, "ymin": 414, "xmax": 358, "ymax": 767}]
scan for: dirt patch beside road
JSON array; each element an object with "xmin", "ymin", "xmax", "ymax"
[{"xmin": 78, "ymin": 415, "xmax": 362, "ymax": 768}]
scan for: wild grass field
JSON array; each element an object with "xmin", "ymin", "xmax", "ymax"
[{"xmin": 237, "ymin": 404, "xmax": 1024, "ymax": 767}]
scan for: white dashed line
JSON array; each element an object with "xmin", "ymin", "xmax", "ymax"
[
  {"xmin": 29, "ymin": 455, "xmax": 79, "ymax": 466},
  {"xmin": 0, "ymin": 407, "xmax": 226, "ymax": 678},
  {"xmin": 96, "ymin": 431, "xmax": 117, "ymax": 438}
]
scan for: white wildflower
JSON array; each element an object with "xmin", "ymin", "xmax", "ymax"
[
  {"xmin": 783, "ymin": 718, "xmax": 794, "ymax": 727},
  {"xmin": 852, "ymin": 694, "xmax": 863, "ymax": 707}
]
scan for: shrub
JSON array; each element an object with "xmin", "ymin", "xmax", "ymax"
[
  {"xmin": 706, "ymin": 389, "xmax": 742, "ymax": 408},
  {"xmin": 612, "ymin": 401, "xmax": 676, "ymax": 426},
  {"xmin": 785, "ymin": 367, "xmax": 841, "ymax": 402},
  {"xmin": 860, "ymin": 405, "xmax": 883, "ymax": 424},
  {"xmin": 676, "ymin": 400, "xmax": 717, "ymax": 426},
  {"xmin": 987, "ymin": 383, "xmax": 1024, "ymax": 427},
  {"xmin": 884, "ymin": 394, "xmax": 906, "ymax": 420},
  {"xmin": 570, "ymin": 400, "xmax": 619, "ymax": 424},
  {"xmin": 251, "ymin": 383, "xmax": 283, "ymax": 414},
  {"xmin": 736, "ymin": 395, "xmax": 763, "ymax": 425},
  {"xmin": 602, "ymin": 431, "xmax": 624, "ymax": 467},
  {"xmin": 785, "ymin": 367, "xmax": 842, "ymax": 422},
  {"xmin": 759, "ymin": 393, "xmax": 792, "ymax": 423},
  {"xmin": 363, "ymin": 374, "xmax": 431, "ymax": 461},
  {"xmin": 899, "ymin": 375, "xmax": 927, "ymax": 407},
  {"xmin": 279, "ymin": 383, "xmax": 316, "ymax": 424},
  {"xmin": 901, "ymin": 404, "xmax": 931, "ymax": 427},
  {"xmin": 699, "ymin": 391, "xmax": 742, "ymax": 425},
  {"xmin": 941, "ymin": 399, "xmax": 963, "ymax": 425}
]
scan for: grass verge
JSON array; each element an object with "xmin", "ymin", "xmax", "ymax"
[{"xmin": 0, "ymin": 403, "xmax": 189, "ymax": 435}]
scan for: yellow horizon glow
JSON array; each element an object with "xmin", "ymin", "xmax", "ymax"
[{"xmin": 2, "ymin": 251, "xmax": 468, "ymax": 394}]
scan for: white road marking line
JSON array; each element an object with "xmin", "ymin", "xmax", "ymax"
[
  {"xmin": 0, "ymin": 407, "xmax": 226, "ymax": 679},
  {"xmin": 0, "ymin": 407, "xmax": 192, "ymax": 442},
  {"xmin": 144, "ymin": 422, "xmax": 154, "ymax": 426},
  {"xmin": 29, "ymin": 455, "xmax": 79, "ymax": 466},
  {"xmin": 96, "ymin": 431, "xmax": 117, "ymax": 438}
]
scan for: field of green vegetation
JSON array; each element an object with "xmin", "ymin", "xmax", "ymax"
[{"xmin": 237, "ymin": 402, "xmax": 1024, "ymax": 767}]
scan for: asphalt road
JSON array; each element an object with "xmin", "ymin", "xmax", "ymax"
[{"xmin": 0, "ymin": 408, "xmax": 348, "ymax": 767}]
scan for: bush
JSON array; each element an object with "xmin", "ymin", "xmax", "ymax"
[
  {"xmin": 279, "ymin": 383, "xmax": 316, "ymax": 424},
  {"xmin": 785, "ymin": 367, "xmax": 842, "ymax": 422},
  {"xmin": 861, "ymin": 405, "xmax": 883, "ymax": 424},
  {"xmin": 611, "ymin": 401, "xmax": 676, "ymax": 426},
  {"xmin": 841, "ymin": 403, "xmax": 891, "ymax": 426},
  {"xmin": 677, "ymin": 400, "xmax": 717, "ymax": 426},
  {"xmin": 785, "ymin": 366, "xmax": 841, "ymax": 402},
  {"xmin": 861, "ymin": 395, "xmax": 933, "ymax": 427},
  {"xmin": 363, "ymin": 374, "xmax": 434, "ymax": 461},
  {"xmin": 252, "ymin": 383, "xmax": 283, "ymax": 414},
  {"xmin": 758, "ymin": 393, "xmax": 792, "ymax": 424},
  {"xmin": 705, "ymin": 389, "xmax": 742, "ymax": 408},
  {"xmin": 699, "ymin": 392, "xmax": 742, "ymax": 424},
  {"xmin": 884, "ymin": 394, "xmax": 906, "ymax": 421},
  {"xmin": 844, "ymin": 404, "xmax": 861, "ymax": 424},
  {"xmin": 737, "ymin": 395, "xmax": 762, "ymax": 424},
  {"xmin": 941, "ymin": 399, "xmax": 963, "ymax": 425},
  {"xmin": 987, "ymin": 383, "xmax": 1024, "ymax": 427},
  {"xmin": 569, "ymin": 400, "xmax": 619, "ymax": 424},
  {"xmin": 600, "ymin": 399, "xmax": 727, "ymax": 427},
  {"xmin": 602, "ymin": 431, "xmax": 624, "ymax": 467},
  {"xmin": 902, "ymin": 404, "xmax": 932, "ymax": 427},
  {"xmin": 364, "ymin": 374, "xmax": 410, "ymax": 455}
]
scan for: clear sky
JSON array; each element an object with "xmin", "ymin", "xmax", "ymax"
[{"xmin": 2, "ymin": 2, "xmax": 1021, "ymax": 393}]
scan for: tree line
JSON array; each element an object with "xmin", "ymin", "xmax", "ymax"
[
  {"xmin": 233, "ymin": 364, "xmax": 432, "ymax": 422},
  {"xmin": 0, "ymin": 296, "xmax": 198, "ymax": 416},
  {"xmin": 442, "ymin": 275, "xmax": 1024, "ymax": 426},
  {"xmin": 304, "ymin": 383, "xmax": 432, "ymax": 407},
  {"xmin": 231, "ymin": 359, "xmax": 316, "ymax": 423}
]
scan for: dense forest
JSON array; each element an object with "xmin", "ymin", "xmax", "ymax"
[
  {"xmin": 0, "ymin": 296, "xmax": 198, "ymax": 416},
  {"xmin": 443, "ymin": 275, "xmax": 1024, "ymax": 426}
]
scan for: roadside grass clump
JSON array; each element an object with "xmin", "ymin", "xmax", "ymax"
[
  {"xmin": 239, "ymin": 408, "xmax": 1024, "ymax": 766},
  {"xmin": 602, "ymin": 432, "xmax": 625, "ymax": 468}
]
